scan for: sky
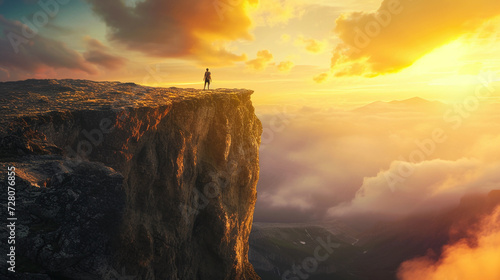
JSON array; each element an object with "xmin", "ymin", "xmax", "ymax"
[
  {"xmin": 2, "ymin": 0, "xmax": 500, "ymax": 108},
  {"xmin": 2, "ymin": 2, "xmax": 500, "ymax": 277},
  {"xmin": 1, "ymin": 0, "xmax": 500, "ymax": 222}
]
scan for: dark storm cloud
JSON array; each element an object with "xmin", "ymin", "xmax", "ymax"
[
  {"xmin": 83, "ymin": 36, "xmax": 126, "ymax": 70},
  {"xmin": 0, "ymin": 15, "xmax": 97, "ymax": 79}
]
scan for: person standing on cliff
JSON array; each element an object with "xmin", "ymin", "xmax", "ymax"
[{"xmin": 203, "ymin": 68, "xmax": 212, "ymax": 90}]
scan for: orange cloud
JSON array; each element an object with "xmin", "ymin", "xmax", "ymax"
[
  {"xmin": 397, "ymin": 205, "xmax": 500, "ymax": 280},
  {"xmin": 277, "ymin": 60, "xmax": 294, "ymax": 72},
  {"xmin": 330, "ymin": 0, "xmax": 500, "ymax": 77},
  {"xmin": 246, "ymin": 50, "xmax": 273, "ymax": 71},
  {"xmin": 296, "ymin": 36, "xmax": 325, "ymax": 53},
  {"xmin": 313, "ymin": 72, "xmax": 328, "ymax": 83},
  {"xmin": 87, "ymin": 0, "xmax": 256, "ymax": 65},
  {"xmin": 251, "ymin": 0, "xmax": 300, "ymax": 26}
]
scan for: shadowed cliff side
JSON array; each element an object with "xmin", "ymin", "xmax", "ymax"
[{"xmin": 0, "ymin": 79, "xmax": 262, "ymax": 280}]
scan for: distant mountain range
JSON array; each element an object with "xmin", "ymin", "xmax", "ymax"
[{"xmin": 353, "ymin": 97, "xmax": 448, "ymax": 114}]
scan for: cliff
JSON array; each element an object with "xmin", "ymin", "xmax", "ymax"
[{"xmin": 0, "ymin": 79, "xmax": 262, "ymax": 280}]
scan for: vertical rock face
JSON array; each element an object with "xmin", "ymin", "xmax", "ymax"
[{"xmin": 0, "ymin": 80, "xmax": 262, "ymax": 280}]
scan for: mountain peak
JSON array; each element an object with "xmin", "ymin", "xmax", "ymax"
[
  {"xmin": 354, "ymin": 96, "xmax": 445, "ymax": 113},
  {"xmin": 389, "ymin": 97, "xmax": 432, "ymax": 105}
]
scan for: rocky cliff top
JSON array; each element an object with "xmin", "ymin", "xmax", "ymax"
[
  {"xmin": 0, "ymin": 79, "xmax": 261, "ymax": 280},
  {"xmin": 0, "ymin": 79, "xmax": 253, "ymax": 124}
]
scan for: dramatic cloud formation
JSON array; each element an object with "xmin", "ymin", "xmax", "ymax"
[
  {"xmin": 398, "ymin": 206, "xmax": 500, "ymax": 280},
  {"xmin": 82, "ymin": 36, "xmax": 126, "ymax": 70},
  {"xmin": 254, "ymin": 99, "xmax": 500, "ymax": 222},
  {"xmin": 277, "ymin": 60, "xmax": 294, "ymax": 72},
  {"xmin": 329, "ymin": 158, "xmax": 500, "ymax": 217},
  {"xmin": 330, "ymin": 0, "xmax": 500, "ymax": 76},
  {"xmin": 0, "ymin": 16, "xmax": 127, "ymax": 79},
  {"xmin": 0, "ymin": 15, "xmax": 97, "ymax": 79},
  {"xmin": 87, "ymin": 0, "xmax": 256, "ymax": 65},
  {"xmin": 246, "ymin": 50, "xmax": 273, "ymax": 70}
]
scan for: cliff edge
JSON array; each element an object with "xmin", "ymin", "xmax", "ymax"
[{"xmin": 0, "ymin": 79, "xmax": 262, "ymax": 280}]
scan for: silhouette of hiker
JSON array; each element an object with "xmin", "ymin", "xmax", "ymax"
[{"xmin": 204, "ymin": 68, "xmax": 212, "ymax": 90}]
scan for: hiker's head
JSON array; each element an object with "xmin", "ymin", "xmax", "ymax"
[{"xmin": 206, "ymin": 68, "xmax": 209, "ymax": 71}]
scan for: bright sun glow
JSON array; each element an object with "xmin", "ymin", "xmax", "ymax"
[{"xmin": 409, "ymin": 40, "xmax": 469, "ymax": 75}]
